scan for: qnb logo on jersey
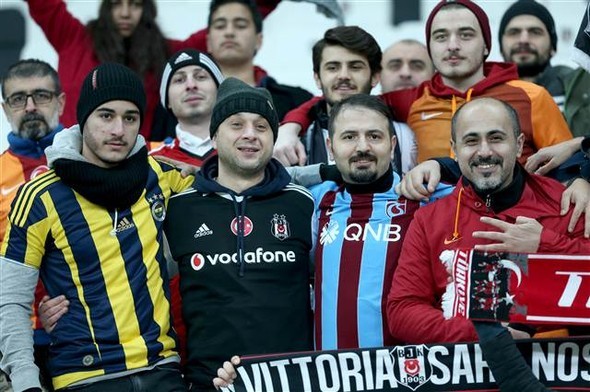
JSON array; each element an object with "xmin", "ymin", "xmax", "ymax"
[
  {"xmin": 189, "ymin": 247, "xmax": 296, "ymax": 271},
  {"xmin": 320, "ymin": 221, "xmax": 403, "ymax": 245},
  {"xmin": 231, "ymin": 216, "xmax": 253, "ymax": 236},
  {"xmin": 320, "ymin": 220, "xmax": 340, "ymax": 245},
  {"xmin": 386, "ymin": 199, "xmax": 407, "ymax": 218}
]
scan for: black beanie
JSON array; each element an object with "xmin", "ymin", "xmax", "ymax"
[
  {"xmin": 210, "ymin": 77, "xmax": 278, "ymax": 141},
  {"xmin": 499, "ymin": 0, "xmax": 557, "ymax": 51},
  {"xmin": 77, "ymin": 63, "xmax": 146, "ymax": 131},
  {"xmin": 159, "ymin": 49, "xmax": 224, "ymax": 108}
]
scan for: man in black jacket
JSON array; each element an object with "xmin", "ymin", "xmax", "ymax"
[{"xmin": 164, "ymin": 77, "xmax": 314, "ymax": 391}]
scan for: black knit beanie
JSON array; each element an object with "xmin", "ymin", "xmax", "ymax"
[
  {"xmin": 160, "ymin": 49, "xmax": 224, "ymax": 108},
  {"xmin": 77, "ymin": 63, "xmax": 146, "ymax": 132},
  {"xmin": 499, "ymin": 0, "xmax": 557, "ymax": 51},
  {"xmin": 210, "ymin": 77, "xmax": 278, "ymax": 141}
]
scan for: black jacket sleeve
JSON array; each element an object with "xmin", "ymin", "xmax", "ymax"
[{"xmin": 474, "ymin": 322, "xmax": 552, "ymax": 392}]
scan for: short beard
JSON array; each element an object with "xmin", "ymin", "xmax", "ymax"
[
  {"xmin": 349, "ymin": 169, "xmax": 377, "ymax": 184},
  {"xmin": 517, "ymin": 60, "xmax": 549, "ymax": 78},
  {"xmin": 16, "ymin": 112, "xmax": 57, "ymax": 140},
  {"xmin": 347, "ymin": 151, "xmax": 378, "ymax": 183}
]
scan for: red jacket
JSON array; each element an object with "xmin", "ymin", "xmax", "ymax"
[{"xmin": 386, "ymin": 170, "xmax": 590, "ymax": 344}]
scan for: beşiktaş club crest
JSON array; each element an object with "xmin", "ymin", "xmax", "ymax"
[
  {"xmin": 271, "ymin": 214, "xmax": 290, "ymax": 240},
  {"xmin": 391, "ymin": 345, "xmax": 432, "ymax": 391}
]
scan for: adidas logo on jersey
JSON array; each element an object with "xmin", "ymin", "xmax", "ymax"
[
  {"xmin": 194, "ymin": 223, "xmax": 214, "ymax": 239},
  {"xmin": 116, "ymin": 217, "xmax": 135, "ymax": 233}
]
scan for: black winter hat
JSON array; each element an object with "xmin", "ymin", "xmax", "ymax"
[
  {"xmin": 499, "ymin": 0, "xmax": 557, "ymax": 51},
  {"xmin": 77, "ymin": 63, "xmax": 146, "ymax": 131},
  {"xmin": 210, "ymin": 77, "xmax": 278, "ymax": 141},
  {"xmin": 159, "ymin": 49, "xmax": 224, "ymax": 108}
]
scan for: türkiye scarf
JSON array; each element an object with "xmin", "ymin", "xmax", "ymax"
[
  {"xmin": 227, "ymin": 337, "xmax": 590, "ymax": 391},
  {"xmin": 446, "ymin": 250, "xmax": 590, "ymax": 325}
]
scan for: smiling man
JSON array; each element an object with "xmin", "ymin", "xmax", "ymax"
[
  {"xmin": 164, "ymin": 77, "xmax": 314, "ymax": 391},
  {"xmin": 387, "ymin": 97, "xmax": 590, "ymax": 345},
  {"xmin": 0, "ymin": 63, "xmax": 192, "ymax": 392},
  {"xmin": 274, "ymin": 26, "xmax": 417, "ymax": 174}
]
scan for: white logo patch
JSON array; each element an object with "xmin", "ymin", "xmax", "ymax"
[{"xmin": 194, "ymin": 223, "xmax": 214, "ymax": 239}]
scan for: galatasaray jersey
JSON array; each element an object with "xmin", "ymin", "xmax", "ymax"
[
  {"xmin": 1, "ymin": 157, "xmax": 193, "ymax": 389},
  {"xmin": 0, "ymin": 150, "xmax": 49, "ymax": 243}
]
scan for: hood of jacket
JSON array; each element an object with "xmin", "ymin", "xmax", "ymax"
[
  {"xmin": 425, "ymin": 62, "xmax": 518, "ymax": 98},
  {"xmin": 196, "ymin": 156, "xmax": 291, "ymax": 197},
  {"xmin": 45, "ymin": 125, "xmax": 147, "ymax": 167}
]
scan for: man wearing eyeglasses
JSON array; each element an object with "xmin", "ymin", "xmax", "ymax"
[{"xmin": 0, "ymin": 59, "xmax": 65, "ymax": 391}]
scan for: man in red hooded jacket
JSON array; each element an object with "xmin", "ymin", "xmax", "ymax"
[
  {"xmin": 386, "ymin": 97, "xmax": 590, "ymax": 344},
  {"xmin": 275, "ymin": 0, "xmax": 572, "ymax": 166}
]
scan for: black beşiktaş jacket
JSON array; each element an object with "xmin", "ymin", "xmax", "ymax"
[{"xmin": 164, "ymin": 157, "xmax": 314, "ymax": 390}]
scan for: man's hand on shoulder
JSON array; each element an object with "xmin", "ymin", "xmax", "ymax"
[
  {"xmin": 396, "ymin": 160, "xmax": 441, "ymax": 201},
  {"xmin": 273, "ymin": 123, "xmax": 306, "ymax": 166},
  {"xmin": 560, "ymin": 178, "xmax": 590, "ymax": 238},
  {"xmin": 525, "ymin": 137, "xmax": 584, "ymax": 175}
]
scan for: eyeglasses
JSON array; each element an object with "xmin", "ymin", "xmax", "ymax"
[{"xmin": 4, "ymin": 90, "xmax": 58, "ymax": 109}]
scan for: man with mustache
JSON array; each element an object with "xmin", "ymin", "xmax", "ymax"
[
  {"xmin": 277, "ymin": 0, "xmax": 572, "ymax": 166},
  {"xmin": 387, "ymin": 97, "xmax": 590, "ymax": 345},
  {"xmin": 308, "ymin": 94, "xmax": 450, "ymax": 352},
  {"xmin": 0, "ymin": 59, "xmax": 66, "ymax": 391},
  {"xmin": 275, "ymin": 26, "xmax": 417, "ymax": 175},
  {"xmin": 499, "ymin": 0, "xmax": 590, "ymax": 137}
]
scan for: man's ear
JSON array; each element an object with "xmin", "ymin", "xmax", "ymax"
[
  {"xmin": 327, "ymin": 137, "xmax": 334, "ymax": 161},
  {"xmin": 254, "ymin": 32, "xmax": 263, "ymax": 55},
  {"xmin": 516, "ymin": 133, "xmax": 525, "ymax": 158},
  {"xmin": 371, "ymin": 71, "xmax": 381, "ymax": 89},
  {"xmin": 57, "ymin": 92, "xmax": 66, "ymax": 116},
  {"xmin": 313, "ymin": 73, "xmax": 322, "ymax": 91}
]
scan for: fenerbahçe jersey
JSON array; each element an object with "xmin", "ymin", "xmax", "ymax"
[
  {"xmin": 310, "ymin": 173, "xmax": 452, "ymax": 350},
  {"xmin": 0, "ymin": 157, "xmax": 193, "ymax": 389}
]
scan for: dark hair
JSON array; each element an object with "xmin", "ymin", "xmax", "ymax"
[
  {"xmin": 312, "ymin": 26, "xmax": 382, "ymax": 76},
  {"xmin": 208, "ymin": 0, "xmax": 263, "ymax": 33},
  {"xmin": 2, "ymin": 59, "xmax": 61, "ymax": 98},
  {"xmin": 87, "ymin": 0, "xmax": 168, "ymax": 77},
  {"xmin": 451, "ymin": 97, "xmax": 521, "ymax": 141},
  {"xmin": 328, "ymin": 94, "xmax": 394, "ymax": 139}
]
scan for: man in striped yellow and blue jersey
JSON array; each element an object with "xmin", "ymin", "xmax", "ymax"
[{"xmin": 0, "ymin": 63, "xmax": 192, "ymax": 392}]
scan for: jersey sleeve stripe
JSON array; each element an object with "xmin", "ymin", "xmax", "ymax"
[{"xmin": 10, "ymin": 171, "xmax": 59, "ymax": 227}]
